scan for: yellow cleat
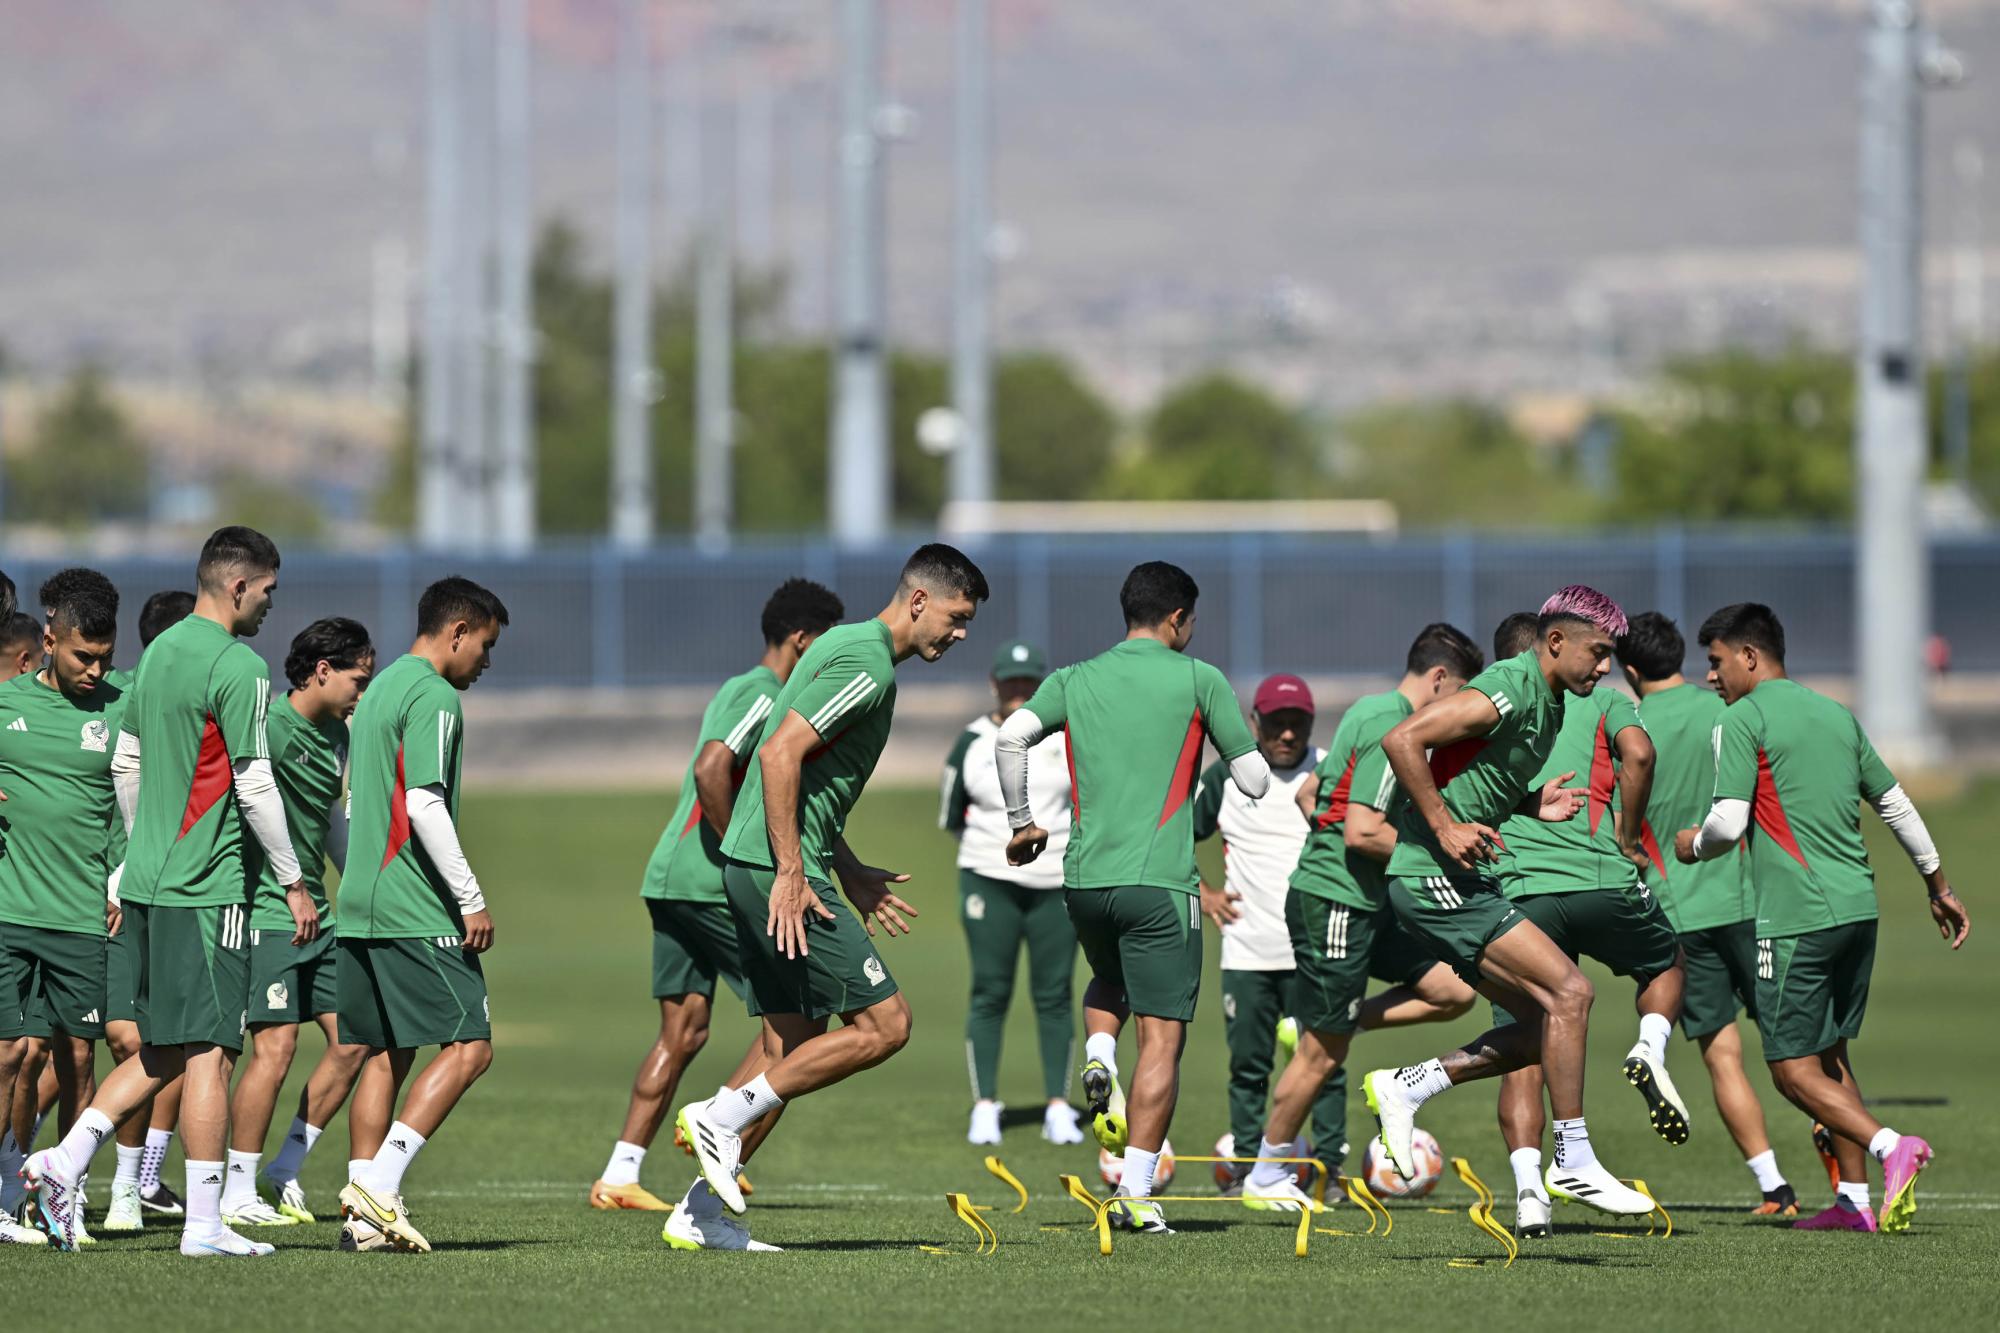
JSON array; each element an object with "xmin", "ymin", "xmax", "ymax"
[
  {"xmin": 339, "ymin": 1182, "xmax": 432, "ymax": 1253},
  {"xmin": 590, "ymin": 1180, "xmax": 673, "ymax": 1212}
]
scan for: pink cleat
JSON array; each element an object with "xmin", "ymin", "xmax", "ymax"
[
  {"xmin": 1877, "ymin": 1136, "xmax": 1933, "ymax": 1233},
  {"xmin": 22, "ymin": 1149, "xmax": 83, "ymax": 1251},
  {"xmin": 1793, "ymin": 1203, "xmax": 1877, "ymax": 1233}
]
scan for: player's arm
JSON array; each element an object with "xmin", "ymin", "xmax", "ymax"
[
  {"xmin": 1342, "ymin": 733, "xmax": 1400, "ymax": 863},
  {"xmin": 755, "ymin": 710, "xmax": 831, "ymax": 958},
  {"xmin": 938, "ymin": 727, "xmax": 977, "ymax": 835},
  {"xmin": 1382, "ymin": 689, "xmax": 1506, "ymax": 870},
  {"xmin": 997, "ymin": 672, "xmax": 1066, "ymax": 866},
  {"xmin": 215, "ymin": 652, "xmax": 314, "ymax": 941},
  {"xmin": 829, "ymin": 835, "xmax": 917, "ymax": 939},
  {"xmin": 406, "ymin": 785, "xmax": 491, "ymax": 951},
  {"xmin": 1294, "ymin": 772, "xmax": 1320, "ymax": 822},
  {"xmin": 1610, "ymin": 715, "xmax": 1655, "ymax": 871},
  {"xmin": 1678, "ymin": 709, "xmax": 1753, "ymax": 865},
  {"xmin": 111, "ymin": 728, "xmax": 141, "ymax": 834},
  {"xmin": 691, "ymin": 739, "xmax": 741, "ymax": 840},
  {"xmin": 1190, "ymin": 760, "xmax": 1240, "ymax": 927},
  {"xmin": 325, "ymin": 788, "xmax": 349, "ymax": 875},
  {"xmin": 1855, "ymin": 724, "xmax": 1968, "ymax": 948},
  {"xmin": 1197, "ymin": 666, "xmax": 1270, "ymax": 798}
]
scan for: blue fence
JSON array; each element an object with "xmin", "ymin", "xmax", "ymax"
[{"xmin": 6, "ymin": 531, "xmax": 1995, "ymax": 688}]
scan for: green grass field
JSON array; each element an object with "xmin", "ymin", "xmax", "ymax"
[{"xmin": 18, "ymin": 782, "xmax": 2000, "ymax": 1330}]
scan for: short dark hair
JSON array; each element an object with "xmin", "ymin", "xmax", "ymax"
[
  {"xmin": 1493, "ymin": 612, "xmax": 1541, "ymax": 661},
  {"xmin": 761, "ymin": 578, "xmax": 845, "ymax": 647},
  {"xmin": 197, "ymin": 525, "xmax": 282, "ymax": 592},
  {"xmin": 1618, "ymin": 611, "xmax": 1685, "ymax": 682},
  {"xmin": 39, "ymin": 568, "xmax": 115, "ymax": 618},
  {"xmin": 898, "ymin": 543, "xmax": 989, "ymax": 604},
  {"xmin": 0, "ymin": 571, "xmax": 15, "ymax": 622},
  {"xmin": 0, "ymin": 612, "xmax": 40, "ymax": 655},
  {"xmin": 285, "ymin": 617, "xmax": 376, "ymax": 689},
  {"xmin": 1405, "ymin": 623, "xmax": 1483, "ymax": 680},
  {"xmin": 138, "ymin": 590, "xmax": 197, "ymax": 647},
  {"xmin": 43, "ymin": 568, "xmax": 120, "ymax": 641},
  {"xmin": 1696, "ymin": 602, "xmax": 1786, "ymax": 665},
  {"xmin": 1120, "ymin": 561, "xmax": 1200, "ymax": 629},
  {"xmin": 417, "ymin": 576, "xmax": 511, "ymax": 637}
]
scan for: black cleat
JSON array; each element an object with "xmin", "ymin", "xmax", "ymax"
[
  {"xmin": 1752, "ymin": 1182, "xmax": 1800, "ymax": 1218},
  {"xmin": 140, "ymin": 1182, "xmax": 185, "ymax": 1216},
  {"xmin": 1623, "ymin": 1054, "xmax": 1691, "ymax": 1147}
]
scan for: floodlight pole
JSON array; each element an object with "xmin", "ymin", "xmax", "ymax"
[
  {"xmin": 829, "ymin": 0, "xmax": 890, "ymax": 547},
  {"xmin": 949, "ymin": 0, "xmax": 995, "ymax": 516}
]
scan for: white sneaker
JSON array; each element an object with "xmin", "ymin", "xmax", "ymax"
[
  {"xmin": 663, "ymin": 1180, "xmax": 780, "ymax": 1251},
  {"xmin": 1041, "ymin": 1102, "xmax": 1084, "ymax": 1145},
  {"xmin": 1545, "ymin": 1161, "xmax": 1657, "ymax": 1217},
  {"xmin": 223, "ymin": 1197, "xmax": 302, "ymax": 1227},
  {"xmin": 264, "ymin": 1175, "xmax": 315, "ymax": 1223},
  {"xmin": 181, "ymin": 1226, "xmax": 276, "ymax": 1257},
  {"xmin": 1515, "ymin": 1189, "xmax": 1552, "ymax": 1238},
  {"xmin": 1242, "ymin": 1178, "xmax": 1321, "ymax": 1213},
  {"xmin": 0, "ymin": 1214, "xmax": 49, "ymax": 1247},
  {"xmin": 1623, "ymin": 1045, "xmax": 1691, "ymax": 1146},
  {"xmin": 1362, "ymin": 1069, "xmax": 1420, "ymax": 1180},
  {"xmin": 1105, "ymin": 1190, "xmax": 1173, "ymax": 1235},
  {"xmin": 21, "ymin": 1149, "xmax": 81, "ymax": 1251},
  {"xmin": 967, "ymin": 1101, "xmax": 1004, "ymax": 1146},
  {"xmin": 102, "ymin": 1180, "xmax": 145, "ymax": 1232},
  {"xmin": 675, "ymin": 1100, "xmax": 745, "ymax": 1216}
]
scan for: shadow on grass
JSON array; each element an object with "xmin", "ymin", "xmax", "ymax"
[{"xmin": 428, "ymin": 1239, "xmax": 558, "ymax": 1252}]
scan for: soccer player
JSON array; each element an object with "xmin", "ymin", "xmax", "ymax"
[
  {"xmin": 1189, "ymin": 672, "xmax": 1333, "ymax": 1194},
  {"xmin": 220, "ymin": 618, "xmax": 376, "ymax": 1228},
  {"xmin": 995, "ymin": 561, "xmax": 1273, "ymax": 1236},
  {"xmin": 1360, "ymin": 586, "xmax": 1654, "ymax": 1217},
  {"xmin": 593, "ymin": 578, "xmax": 844, "ymax": 1229},
  {"xmin": 1239, "ymin": 626, "xmax": 1486, "ymax": 1211},
  {"xmin": 0, "ymin": 613, "xmax": 39, "ymax": 681},
  {"xmin": 1619, "ymin": 611, "xmax": 1798, "ymax": 1216},
  {"xmin": 23, "ymin": 527, "xmax": 315, "ymax": 1257},
  {"xmin": 334, "ymin": 577, "xmax": 509, "ymax": 1254},
  {"xmin": 675, "ymin": 545, "xmax": 987, "ymax": 1248},
  {"xmin": 1675, "ymin": 603, "xmax": 1969, "ymax": 1233},
  {"xmin": 941, "ymin": 639, "xmax": 1081, "ymax": 1149}
]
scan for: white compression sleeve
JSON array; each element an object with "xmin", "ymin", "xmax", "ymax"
[
  {"xmin": 1691, "ymin": 797, "xmax": 1750, "ymax": 861},
  {"xmin": 112, "ymin": 730, "xmax": 142, "ymax": 834},
  {"xmin": 1229, "ymin": 748, "xmax": 1273, "ymax": 800},
  {"xmin": 233, "ymin": 758, "xmax": 303, "ymax": 885},
  {"xmin": 994, "ymin": 707, "xmax": 1052, "ymax": 830},
  {"xmin": 1869, "ymin": 783, "xmax": 1941, "ymax": 875},
  {"xmin": 407, "ymin": 784, "xmax": 485, "ymax": 914}
]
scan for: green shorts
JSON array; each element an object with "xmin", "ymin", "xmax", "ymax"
[
  {"xmin": 1386, "ymin": 874, "xmax": 1523, "ymax": 989},
  {"xmin": 721, "ymin": 861, "xmax": 898, "ymax": 1021},
  {"xmin": 138, "ymin": 902, "xmax": 252, "ymax": 1051},
  {"xmin": 1514, "ymin": 884, "xmax": 1680, "ymax": 982},
  {"xmin": 1678, "ymin": 919, "xmax": 1758, "ymax": 1040},
  {"xmin": 0, "ymin": 923, "xmax": 108, "ymax": 1040},
  {"xmin": 106, "ymin": 919, "xmax": 141, "ymax": 1025},
  {"xmin": 248, "ymin": 926, "xmax": 341, "ymax": 1026},
  {"xmin": 1065, "ymin": 886, "xmax": 1202, "ymax": 1023},
  {"xmin": 335, "ymin": 936, "xmax": 492, "ymax": 1050},
  {"xmin": 647, "ymin": 898, "xmax": 748, "ymax": 1003},
  {"xmin": 1287, "ymin": 893, "xmax": 1442, "ymax": 1036},
  {"xmin": 1754, "ymin": 921, "xmax": 1877, "ymax": 1063}
]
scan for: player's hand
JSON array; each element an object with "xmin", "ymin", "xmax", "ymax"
[
  {"xmin": 105, "ymin": 900, "xmax": 123, "ymax": 938},
  {"xmin": 1006, "ymin": 824, "xmax": 1048, "ymax": 866},
  {"xmin": 768, "ymin": 865, "xmax": 835, "ymax": 960},
  {"xmin": 1200, "ymin": 880, "xmax": 1242, "ymax": 928},
  {"xmin": 1619, "ymin": 839, "xmax": 1652, "ymax": 875},
  {"xmin": 1437, "ymin": 820, "xmax": 1503, "ymax": 870},
  {"xmin": 461, "ymin": 909, "xmax": 495, "ymax": 953},
  {"xmin": 284, "ymin": 882, "xmax": 321, "ymax": 946},
  {"xmin": 1535, "ymin": 772, "xmax": 1584, "ymax": 822},
  {"xmin": 838, "ymin": 860, "xmax": 917, "ymax": 939},
  {"xmin": 1929, "ymin": 882, "xmax": 1970, "ymax": 949},
  {"xmin": 1673, "ymin": 827, "xmax": 1700, "ymax": 865}
]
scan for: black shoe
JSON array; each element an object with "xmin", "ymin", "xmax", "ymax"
[
  {"xmin": 1752, "ymin": 1182, "xmax": 1799, "ymax": 1218},
  {"xmin": 140, "ymin": 1182, "xmax": 185, "ymax": 1216}
]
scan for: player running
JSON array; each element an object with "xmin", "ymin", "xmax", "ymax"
[
  {"xmin": 941, "ymin": 639, "xmax": 1082, "ymax": 1149},
  {"xmin": 1239, "ymin": 625, "xmax": 1485, "ymax": 1212},
  {"xmin": 221, "ymin": 618, "xmax": 376, "ymax": 1228},
  {"xmin": 334, "ymin": 577, "xmax": 508, "ymax": 1254},
  {"xmin": 1675, "ymin": 603, "xmax": 1969, "ymax": 1234},
  {"xmin": 1618, "ymin": 611, "xmax": 1798, "ymax": 1217},
  {"xmin": 23, "ymin": 527, "xmax": 314, "ymax": 1256},
  {"xmin": 673, "ymin": 545, "xmax": 986, "ymax": 1251},
  {"xmin": 996, "ymin": 561, "xmax": 1273, "ymax": 1236},
  {"xmin": 592, "ymin": 578, "xmax": 843, "ymax": 1233}
]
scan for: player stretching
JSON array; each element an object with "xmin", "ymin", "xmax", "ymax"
[
  {"xmin": 1618, "ymin": 612, "xmax": 1797, "ymax": 1216},
  {"xmin": 24, "ymin": 527, "xmax": 314, "ymax": 1256},
  {"xmin": 592, "ymin": 579, "xmax": 843, "ymax": 1233},
  {"xmin": 221, "ymin": 618, "xmax": 376, "ymax": 1228},
  {"xmin": 334, "ymin": 577, "xmax": 508, "ymax": 1253},
  {"xmin": 1676, "ymin": 603, "xmax": 1968, "ymax": 1233},
  {"xmin": 997, "ymin": 561, "xmax": 1273, "ymax": 1236},
  {"xmin": 1240, "ymin": 625, "xmax": 1485, "ymax": 1211},
  {"xmin": 1361, "ymin": 587, "xmax": 1654, "ymax": 1217},
  {"xmin": 674, "ymin": 546, "xmax": 986, "ymax": 1249}
]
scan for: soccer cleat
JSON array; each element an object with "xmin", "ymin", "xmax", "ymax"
[
  {"xmin": 72, "ymin": 1206, "xmax": 96, "ymax": 1246},
  {"xmin": 140, "ymin": 1180, "xmax": 186, "ymax": 1216},
  {"xmin": 590, "ymin": 1179, "xmax": 673, "ymax": 1212},
  {"xmin": 1515, "ymin": 1189, "xmax": 1552, "ymax": 1239},
  {"xmin": 1105, "ymin": 1191, "xmax": 1173, "ymax": 1235},
  {"xmin": 1214, "ymin": 1160, "xmax": 1249, "ymax": 1199},
  {"xmin": 674, "ymin": 1123, "xmax": 694, "ymax": 1157},
  {"xmin": 181, "ymin": 1227, "xmax": 276, "ymax": 1257},
  {"xmin": 1810, "ymin": 1121, "xmax": 1840, "ymax": 1194},
  {"xmin": 1362, "ymin": 1068, "xmax": 1419, "ymax": 1180},
  {"xmin": 339, "ymin": 1182, "xmax": 432, "ymax": 1253},
  {"xmin": 1241, "ymin": 1178, "xmax": 1320, "ymax": 1214},
  {"xmin": 21, "ymin": 1148, "xmax": 81, "ymax": 1251},
  {"xmin": 222, "ymin": 1197, "xmax": 302, "ymax": 1227},
  {"xmin": 1042, "ymin": 1102, "xmax": 1085, "ymax": 1146},
  {"xmin": 263, "ymin": 1176, "xmax": 315, "ymax": 1224},
  {"xmin": 1080, "ymin": 1059, "xmax": 1128, "ymax": 1154},
  {"xmin": 1544, "ymin": 1162, "xmax": 1656, "ymax": 1217},
  {"xmin": 1794, "ymin": 1202, "xmax": 1876, "ymax": 1233},
  {"xmin": 1877, "ymin": 1136, "xmax": 1933, "ymax": 1234},
  {"xmin": 967, "ymin": 1101, "xmax": 1004, "ymax": 1146},
  {"xmin": 662, "ymin": 1180, "xmax": 780, "ymax": 1251},
  {"xmin": 339, "ymin": 1216, "xmax": 394, "ymax": 1252},
  {"xmin": 102, "ymin": 1179, "xmax": 146, "ymax": 1232},
  {"xmin": 675, "ymin": 1101, "xmax": 745, "ymax": 1216},
  {"xmin": 1751, "ymin": 1183, "xmax": 1800, "ymax": 1218},
  {"xmin": 1622, "ymin": 1047, "xmax": 1691, "ymax": 1147},
  {"xmin": 0, "ymin": 1214, "xmax": 49, "ymax": 1247}
]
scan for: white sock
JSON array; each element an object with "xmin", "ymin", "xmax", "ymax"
[
  {"xmin": 1246, "ymin": 1136, "xmax": 1292, "ymax": 1188},
  {"xmin": 1868, "ymin": 1127, "xmax": 1902, "ymax": 1161},
  {"xmin": 1121, "ymin": 1146, "xmax": 1160, "ymax": 1199},
  {"xmin": 53, "ymin": 1108, "xmax": 116, "ymax": 1179},
  {"xmin": 348, "ymin": 1159, "xmax": 370, "ymax": 1184},
  {"xmin": 1636, "ymin": 1013, "xmax": 1672, "ymax": 1063},
  {"xmin": 710, "ymin": 1075, "xmax": 783, "ymax": 1135},
  {"xmin": 141, "ymin": 1127, "xmax": 173, "ymax": 1194},
  {"xmin": 1084, "ymin": 1031, "xmax": 1120, "ymax": 1079},
  {"xmin": 715, "ymin": 1084, "xmax": 735, "ymax": 1101},
  {"xmin": 362, "ymin": 1122, "xmax": 427, "ymax": 1196},
  {"xmin": 602, "ymin": 1140, "xmax": 646, "ymax": 1188},
  {"xmin": 1745, "ymin": 1149, "xmax": 1786, "ymax": 1192},
  {"xmin": 221, "ymin": 1150, "xmax": 261, "ymax": 1210},
  {"xmin": 114, "ymin": 1143, "xmax": 144, "ymax": 1188},
  {"xmin": 1837, "ymin": 1180, "xmax": 1872, "ymax": 1211},
  {"xmin": 1552, "ymin": 1117, "xmax": 1598, "ymax": 1171},
  {"xmin": 184, "ymin": 1160, "xmax": 226, "ymax": 1241},
  {"xmin": 1510, "ymin": 1146, "xmax": 1543, "ymax": 1197},
  {"xmin": 1395, "ymin": 1059, "xmax": 1453, "ymax": 1106},
  {"xmin": 264, "ymin": 1118, "xmax": 320, "ymax": 1184}
]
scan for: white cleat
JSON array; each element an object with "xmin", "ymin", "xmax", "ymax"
[
  {"xmin": 339, "ymin": 1182, "xmax": 432, "ymax": 1252},
  {"xmin": 1545, "ymin": 1162, "xmax": 1657, "ymax": 1217},
  {"xmin": 1241, "ymin": 1178, "xmax": 1321, "ymax": 1214},
  {"xmin": 101, "ymin": 1180, "xmax": 146, "ymax": 1232},
  {"xmin": 264, "ymin": 1176, "xmax": 315, "ymax": 1224},
  {"xmin": 222, "ymin": 1197, "xmax": 302, "ymax": 1227},
  {"xmin": 1041, "ymin": 1102, "xmax": 1085, "ymax": 1146},
  {"xmin": 0, "ymin": 1214, "xmax": 49, "ymax": 1247},
  {"xmin": 1105, "ymin": 1191, "xmax": 1173, "ymax": 1235},
  {"xmin": 1623, "ymin": 1045, "xmax": 1692, "ymax": 1146},
  {"xmin": 180, "ymin": 1226, "xmax": 276, "ymax": 1257},
  {"xmin": 339, "ymin": 1216, "xmax": 394, "ymax": 1252},
  {"xmin": 675, "ymin": 1100, "xmax": 745, "ymax": 1216},
  {"xmin": 662, "ymin": 1179, "xmax": 781, "ymax": 1251},
  {"xmin": 1362, "ymin": 1069, "xmax": 1421, "ymax": 1181},
  {"xmin": 967, "ymin": 1101, "xmax": 1004, "ymax": 1146},
  {"xmin": 21, "ymin": 1149, "xmax": 81, "ymax": 1251},
  {"xmin": 1515, "ymin": 1189, "xmax": 1552, "ymax": 1239}
]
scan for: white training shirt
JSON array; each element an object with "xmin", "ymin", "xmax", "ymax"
[
  {"xmin": 941, "ymin": 714, "xmax": 1072, "ymax": 890},
  {"xmin": 1198, "ymin": 747, "xmax": 1322, "ymax": 972}
]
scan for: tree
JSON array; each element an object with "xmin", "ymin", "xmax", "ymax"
[
  {"xmin": 1105, "ymin": 372, "xmax": 1315, "ymax": 501},
  {"xmin": 5, "ymin": 365, "xmax": 150, "ymax": 527},
  {"xmin": 994, "ymin": 353, "xmax": 1116, "ymax": 502},
  {"xmin": 1335, "ymin": 399, "xmax": 1596, "ymax": 527}
]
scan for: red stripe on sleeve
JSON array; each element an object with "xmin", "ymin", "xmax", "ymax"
[
  {"xmin": 381, "ymin": 745, "xmax": 411, "ymax": 869},
  {"xmin": 1157, "ymin": 712, "xmax": 1207, "ymax": 828},
  {"xmin": 177, "ymin": 714, "xmax": 232, "ymax": 839},
  {"xmin": 1586, "ymin": 715, "xmax": 1615, "ymax": 837},
  {"xmin": 1317, "ymin": 752, "xmax": 1359, "ymax": 828},
  {"xmin": 1751, "ymin": 748, "xmax": 1810, "ymax": 868}
]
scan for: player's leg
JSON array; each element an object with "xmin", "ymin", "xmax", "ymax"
[
  {"xmin": 10, "ymin": 1038, "xmax": 45, "ymax": 1150},
  {"xmin": 0, "ymin": 1029, "xmax": 30, "ymax": 1244},
  {"xmin": 1355, "ymin": 918, "xmax": 1479, "ymax": 1031},
  {"xmin": 222, "ymin": 1022, "xmax": 302, "ymax": 1226},
  {"xmin": 1096, "ymin": 887, "xmax": 1200, "ymax": 1234},
  {"xmin": 1219, "ymin": 964, "xmax": 1282, "ymax": 1191},
  {"xmin": 601, "ymin": 992, "xmax": 713, "ymax": 1203},
  {"xmin": 1594, "ymin": 889, "xmax": 1691, "ymax": 1146},
  {"xmin": 1020, "ymin": 884, "xmax": 1081, "ymax": 1143},
  {"xmin": 101, "ymin": 1022, "xmax": 151, "ymax": 1231},
  {"xmin": 1066, "ymin": 889, "xmax": 1132, "ymax": 1152},
  {"xmin": 140, "ymin": 1075, "xmax": 186, "ymax": 1214},
  {"xmin": 1683, "ymin": 922, "xmax": 1793, "ymax": 1213},
  {"xmin": 261, "ymin": 949, "xmax": 366, "ymax": 1221},
  {"xmin": 960, "ymin": 869, "xmax": 1026, "ymax": 1145}
]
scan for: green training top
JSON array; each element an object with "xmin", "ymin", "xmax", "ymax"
[
  {"xmin": 102, "ymin": 666, "xmax": 136, "ymax": 869},
  {"xmin": 721, "ymin": 621, "xmax": 899, "ymax": 880},
  {"xmin": 0, "ymin": 673, "xmax": 127, "ymax": 934},
  {"xmin": 1499, "ymin": 688, "xmax": 1643, "ymax": 897},
  {"xmin": 339, "ymin": 654, "xmax": 467, "ymax": 939},
  {"xmin": 1387, "ymin": 650, "xmax": 1566, "ymax": 882},
  {"xmin": 247, "ymin": 693, "xmax": 348, "ymax": 931},
  {"xmin": 643, "ymin": 665, "xmax": 780, "ymax": 904},
  {"xmin": 119, "ymin": 615, "xmax": 275, "ymax": 909},
  {"xmin": 1291, "ymin": 689, "xmax": 1412, "ymax": 912},
  {"xmin": 1019, "ymin": 637, "xmax": 1256, "ymax": 895},
  {"xmin": 1637, "ymin": 683, "xmax": 1750, "ymax": 932},
  {"xmin": 1712, "ymin": 679, "xmax": 1896, "ymax": 939}
]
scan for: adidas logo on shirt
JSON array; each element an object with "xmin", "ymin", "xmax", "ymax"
[{"xmin": 6, "ymin": 717, "xmax": 24, "ymax": 732}]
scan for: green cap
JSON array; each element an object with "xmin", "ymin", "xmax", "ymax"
[{"xmin": 991, "ymin": 639, "xmax": 1048, "ymax": 681}]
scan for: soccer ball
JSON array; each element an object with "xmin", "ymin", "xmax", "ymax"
[
  {"xmin": 1211, "ymin": 1131, "xmax": 1317, "ymax": 1190},
  {"xmin": 1099, "ymin": 1139, "xmax": 1175, "ymax": 1190},
  {"xmin": 1361, "ymin": 1129, "xmax": 1444, "ymax": 1199}
]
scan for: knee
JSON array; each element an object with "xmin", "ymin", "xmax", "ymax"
[
  {"xmin": 864, "ymin": 1001, "xmax": 913, "ymax": 1062},
  {"xmin": 459, "ymin": 1040, "xmax": 495, "ymax": 1082},
  {"xmin": 253, "ymin": 1029, "xmax": 300, "ymax": 1068},
  {"xmin": 1550, "ymin": 969, "xmax": 1594, "ymax": 1020},
  {"xmin": 0, "ymin": 1039, "xmax": 22, "ymax": 1079}
]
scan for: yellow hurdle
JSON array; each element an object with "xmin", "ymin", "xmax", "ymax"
[
  {"xmin": 983, "ymin": 1156, "xmax": 1029, "ymax": 1214},
  {"xmin": 944, "ymin": 1192, "xmax": 999, "ymax": 1256},
  {"xmin": 1449, "ymin": 1157, "xmax": 1519, "ymax": 1269},
  {"xmin": 1058, "ymin": 1157, "xmax": 1330, "ymax": 1258}
]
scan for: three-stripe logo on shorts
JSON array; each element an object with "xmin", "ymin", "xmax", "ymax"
[
  {"xmin": 1424, "ymin": 877, "xmax": 1465, "ymax": 910},
  {"xmin": 220, "ymin": 905, "xmax": 246, "ymax": 949},
  {"xmin": 1324, "ymin": 905, "xmax": 1351, "ymax": 960},
  {"xmin": 1756, "ymin": 938, "xmax": 1773, "ymax": 981}
]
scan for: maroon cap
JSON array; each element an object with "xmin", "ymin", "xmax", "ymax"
[{"xmin": 1253, "ymin": 673, "xmax": 1315, "ymax": 717}]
